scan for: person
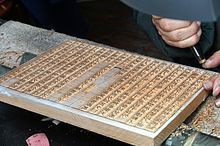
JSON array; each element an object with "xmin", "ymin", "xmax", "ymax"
[{"xmin": 134, "ymin": 11, "xmax": 220, "ymax": 107}]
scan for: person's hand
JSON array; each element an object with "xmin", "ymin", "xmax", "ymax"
[
  {"xmin": 203, "ymin": 50, "xmax": 220, "ymax": 107},
  {"xmin": 152, "ymin": 16, "xmax": 202, "ymax": 48}
]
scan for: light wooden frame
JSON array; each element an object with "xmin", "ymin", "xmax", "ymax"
[{"xmin": 0, "ymin": 86, "xmax": 208, "ymax": 146}]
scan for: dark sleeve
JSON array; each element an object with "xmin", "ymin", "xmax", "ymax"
[{"xmin": 133, "ymin": 11, "xmax": 215, "ymax": 66}]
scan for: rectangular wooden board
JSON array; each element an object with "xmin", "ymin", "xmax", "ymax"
[{"xmin": 0, "ymin": 40, "xmax": 214, "ymax": 146}]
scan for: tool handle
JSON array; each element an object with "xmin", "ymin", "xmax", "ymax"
[
  {"xmin": 190, "ymin": 46, "xmax": 220, "ymax": 72},
  {"xmin": 190, "ymin": 46, "xmax": 206, "ymax": 64}
]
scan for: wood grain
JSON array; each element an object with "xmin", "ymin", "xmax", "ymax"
[{"xmin": 0, "ymin": 40, "xmax": 214, "ymax": 146}]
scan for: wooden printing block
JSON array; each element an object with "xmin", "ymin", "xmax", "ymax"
[{"xmin": 0, "ymin": 39, "xmax": 215, "ymax": 146}]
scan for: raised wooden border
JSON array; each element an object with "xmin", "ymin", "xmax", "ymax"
[{"xmin": 0, "ymin": 85, "xmax": 208, "ymax": 146}]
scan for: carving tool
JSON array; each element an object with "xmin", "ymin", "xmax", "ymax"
[{"xmin": 190, "ymin": 46, "xmax": 206, "ymax": 64}]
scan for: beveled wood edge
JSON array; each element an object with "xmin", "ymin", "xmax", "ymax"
[
  {"xmin": 0, "ymin": 86, "xmax": 155, "ymax": 146},
  {"xmin": 154, "ymin": 88, "xmax": 209, "ymax": 145},
  {"xmin": 0, "ymin": 85, "xmax": 210, "ymax": 145}
]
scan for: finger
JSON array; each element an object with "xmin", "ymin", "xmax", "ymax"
[
  {"xmin": 203, "ymin": 75, "xmax": 218, "ymax": 90},
  {"xmin": 152, "ymin": 17, "xmax": 156, "ymax": 25},
  {"xmin": 153, "ymin": 18, "xmax": 192, "ymax": 32},
  {"xmin": 157, "ymin": 22, "xmax": 201, "ymax": 42},
  {"xmin": 196, "ymin": 21, "xmax": 201, "ymax": 26},
  {"xmin": 152, "ymin": 15, "xmax": 162, "ymax": 20},
  {"xmin": 152, "ymin": 16, "xmax": 162, "ymax": 25},
  {"xmin": 212, "ymin": 74, "xmax": 220, "ymax": 97},
  {"xmin": 162, "ymin": 30, "xmax": 201, "ymax": 48},
  {"xmin": 215, "ymin": 97, "xmax": 220, "ymax": 107},
  {"xmin": 203, "ymin": 50, "xmax": 220, "ymax": 68}
]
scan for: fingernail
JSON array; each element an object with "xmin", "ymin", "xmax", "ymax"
[
  {"xmin": 203, "ymin": 59, "xmax": 212, "ymax": 68},
  {"xmin": 203, "ymin": 81, "xmax": 212, "ymax": 90},
  {"xmin": 215, "ymin": 100, "xmax": 220, "ymax": 108},
  {"xmin": 213, "ymin": 86, "xmax": 220, "ymax": 97}
]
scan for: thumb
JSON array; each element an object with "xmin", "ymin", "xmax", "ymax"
[{"xmin": 203, "ymin": 50, "xmax": 220, "ymax": 68}]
